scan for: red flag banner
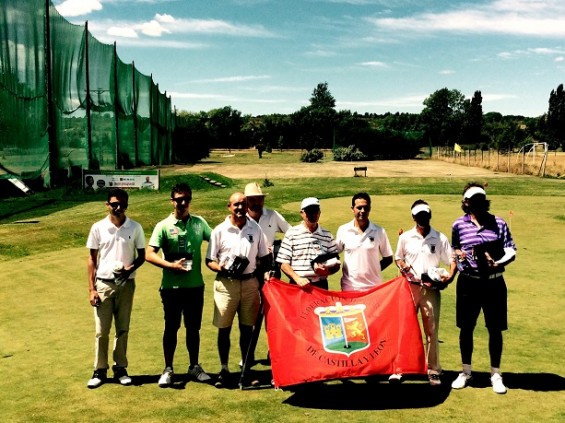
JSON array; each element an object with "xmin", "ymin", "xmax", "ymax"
[{"xmin": 263, "ymin": 277, "xmax": 426, "ymax": 388}]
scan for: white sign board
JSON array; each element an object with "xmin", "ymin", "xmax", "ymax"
[{"xmin": 83, "ymin": 170, "xmax": 160, "ymax": 191}]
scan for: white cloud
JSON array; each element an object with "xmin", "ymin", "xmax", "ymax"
[
  {"xmin": 55, "ymin": 0, "xmax": 102, "ymax": 17},
  {"xmin": 528, "ymin": 47, "xmax": 565, "ymax": 55},
  {"xmin": 138, "ymin": 19, "xmax": 171, "ymax": 37},
  {"xmin": 107, "ymin": 26, "xmax": 138, "ymax": 38},
  {"xmin": 359, "ymin": 61, "xmax": 388, "ymax": 68},
  {"xmin": 482, "ymin": 93, "xmax": 519, "ymax": 102},
  {"xmin": 367, "ymin": 0, "xmax": 565, "ymax": 38},
  {"xmin": 497, "ymin": 46, "xmax": 565, "ymax": 59},
  {"xmin": 169, "ymin": 92, "xmax": 230, "ymax": 100},
  {"xmin": 155, "ymin": 13, "xmax": 175, "ymax": 23},
  {"xmin": 191, "ymin": 75, "xmax": 272, "ymax": 83},
  {"xmin": 555, "ymin": 57, "xmax": 565, "ymax": 62},
  {"xmin": 98, "ymin": 36, "xmax": 206, "ymax": 49},
  {"xmin": 304, "ymin": 49, "xmax": 338, "ymax": 57},
  {"xmin": 338, "ymin": 94, "xmax": 427, "ymax": 109},
  {"xmin": 439, "ymin": 69, "xmax": 455, "ymax": 75},
  {"xmin": 179, "ymin": 18, "xmax": 274, "ymax": 37}
]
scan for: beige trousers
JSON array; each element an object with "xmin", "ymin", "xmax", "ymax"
[
  {"xmin": 410, "ymin": 284, "xmax": 441, "ymax": 373},
  {"xmin": 93, "ymin": 278, "xmax": 135, "ymax": 370}
]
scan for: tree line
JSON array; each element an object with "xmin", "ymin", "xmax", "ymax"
[{"xmin": 172, "ymin": 82, "xmax": 565, "ymax": 163}]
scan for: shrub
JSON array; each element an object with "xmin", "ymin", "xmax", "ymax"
[
  {"xmin": 332, "ymin": 145, "xmax": 368, "ymax": 161},
  {"xmin": 300, "ymin": 149, "xmax": 324, "ymax": 163}
]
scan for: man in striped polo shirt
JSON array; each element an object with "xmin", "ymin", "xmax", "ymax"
[{"xmin": 277, "ymin": 197, "xmax": 340, "ymax": 289}]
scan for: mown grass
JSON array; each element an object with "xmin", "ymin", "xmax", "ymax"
[{"xmin": 0, "ymin": 155, "xmax": 564, "ymax": 422}]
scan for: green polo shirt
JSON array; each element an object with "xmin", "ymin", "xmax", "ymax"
[{"xmin": 149, "ymin": 213, "xmax": 212, "ymax": 289}]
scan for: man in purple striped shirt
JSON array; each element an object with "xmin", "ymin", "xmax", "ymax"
[{"xmin": 450, "ymin": 182, "xmax": 516, "ymax": 395}]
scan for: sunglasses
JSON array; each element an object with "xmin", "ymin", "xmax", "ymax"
[
  {"xmin": 108, "ymin": 201, "xmax": 128, "ymax": 209},
  {"xmin": 172, "ymin": 196, "xmax": 192, "ymax": 203}
]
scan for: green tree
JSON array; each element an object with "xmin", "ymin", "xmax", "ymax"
[
  {"xmin": 421, "ymin": 88, "xmax": 466, "ymax": 146},
  {"xmin": 172, "ymin": 111, "xmax": 211, "ymax": 163},
  {"xmin": 546, "ymin": 83, "xmax": 565, "ymax": 149},
  {"xmin": 207, "ymin": 106, "xmax": 244, "ymax": 150},
  {"xmin": 292, "ymin": 82, "xmax": 337, "ymax": 150},
  {"xmin": 462, "ymin": 90, "xmax": 483, "ymax": 144}
]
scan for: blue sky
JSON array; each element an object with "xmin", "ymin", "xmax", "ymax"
[{"xmin": 53, "ymin": 0, "xmax": 565, "ymax": 117}]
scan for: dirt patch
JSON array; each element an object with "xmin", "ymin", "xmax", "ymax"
[{"xmin": 162, "ymin": 159, "xmax": 515, "ymax": 180}]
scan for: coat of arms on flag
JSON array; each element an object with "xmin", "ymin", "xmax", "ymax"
[{"xmin": 315, "ymin": 303, "xmax": 369, "ymax": 356}]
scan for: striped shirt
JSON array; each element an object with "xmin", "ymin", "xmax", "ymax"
[
  {"xmin": 452, "ymin": 214, "xmax": 516, "ymax": 273},
  {"xmin": 276, "ymin": 223, "xmax": 338, "ymax": 278}
]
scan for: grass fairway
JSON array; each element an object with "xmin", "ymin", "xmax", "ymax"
[{"xmin": 1, "ymin": 155, "xmax": 564, "ymax": 422}]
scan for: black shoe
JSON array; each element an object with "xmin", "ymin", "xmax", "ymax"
[
  {"xmin": 87, "ymin": 369, "xmax": 107, "ymax": 389},
  {"xmin": 113, "ymin": 367, "xmax": 132, "ymax": 386},
  {"xmin": 214, "ymin": 369, "xmax": 230, "ymax": 389}
]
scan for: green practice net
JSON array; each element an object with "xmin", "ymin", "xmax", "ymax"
[{"xmin": 0, "ymin": 0, "xmax": 174, "ymax": 187}]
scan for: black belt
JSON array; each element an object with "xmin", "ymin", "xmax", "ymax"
[
  {"xmin": 96, "ymin": 277, "xmax": 116, "ymax": 282},
  {"xmin": 96, "ymin": 277, "xmax": 132, "ymax": 283},
  {"xmin": 461, "ymin": 272, "xmax": 503, "ymax": 280},
  {"xmin": 218, "ymin": 273, "xmax": 255, "ymax": 281}
]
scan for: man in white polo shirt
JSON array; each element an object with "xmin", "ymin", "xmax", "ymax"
[
  {"xmin": 86, "ymin": 188, "xmax": 146, "ymax": 389},
  {"xmin": 392, "ymin": 199, "xmax": 455, "ymax": 386},
  {"xmin": 277, "ymin": 197, "xmax": 340, "ymax": 289},
  {"xmin": 335, "ymin": 192, "xmax": 393, "ymax": 292},
  {"xmin": 206, "ymin": 192, "xmax": 271, "ymax": 388}
]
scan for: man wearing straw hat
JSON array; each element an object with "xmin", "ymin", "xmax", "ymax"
[{"xmin": 243, "ymin": 182, "xmax": 291, "ymax": 368}]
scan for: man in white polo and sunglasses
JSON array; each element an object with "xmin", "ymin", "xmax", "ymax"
[{"xmin": 86, "ymin": 188, "xmax": 146, "ymax": 389}]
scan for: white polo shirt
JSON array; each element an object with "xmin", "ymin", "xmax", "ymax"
[
  {"xmin": 336, "ymin": 220, "xmax": 393, "ymax": 291},
  {"xmin": 86, "ymin": 216, "xmax": 146, "ymax": 280},
  {"xmin": 207, "ymin": 216, "xmax": 269, "ymax": 274},
  {"xmin": 394, "ymin": 226, "xmax": 452, "ymax": 278},
  {"xmin": 248, "ymin": 208, "xmax": 291, "ymax": 246}
]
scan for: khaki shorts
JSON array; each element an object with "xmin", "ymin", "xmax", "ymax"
[{"xmin": 213, "ymin": 276, "xmax": 260, "ymax": 328}]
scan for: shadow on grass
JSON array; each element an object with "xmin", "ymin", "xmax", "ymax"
[
  {"xmin": 464, "ymin": 371, "xmax": 565, "ymax": 391},
  {"xmin": 282, "ymin": 371, "xmax": 565, "ymax": 410},
  {"xmin": 128, "ymin": 369, "xmax": 275, "ymax": 391}
]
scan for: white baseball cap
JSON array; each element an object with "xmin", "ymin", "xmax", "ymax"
[
  {"xmin": 411, "ymin": 204, "xmax": 431, "ymax": 216},
  {"xmin": 463, "ymin": 186, "xmax": 487, "ymax": 199},
  {"xmin": 301, "ymin": 197, "xmax": 320, "ymax": 210}
]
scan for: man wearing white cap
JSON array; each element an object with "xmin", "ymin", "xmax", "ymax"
[
  {"xmin": 450, "ymin": 182, "xmax": 516, "ymax": 395},
  {"xmin": 277, "ymin": 197, "xmax": 340, "ymax": 289},
  {"xmin": 336, "ymin": 192, "xmax": 393, "ymax": 292},
  {"xmin": 392, "ymin": 199, "xmax": 456, "ymax": 386}
]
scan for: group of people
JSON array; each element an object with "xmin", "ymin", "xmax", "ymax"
[{"xmin": 86, "ymin": 181, "xmax": 516, "ymax": 395}]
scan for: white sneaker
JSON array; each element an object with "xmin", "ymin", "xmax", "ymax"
[
  {"xmin": 451, "ymin": 372, "xmax": 472, "ymax": 389},
  {"xmin": 189, "ymin": 364, "xmax": 211, "ymax": 382},
  {"xmin": 491, "ymin": 373, "xmax": 507, "ymax": 394},
  {"xmin": 388, "ymin": 373, "xmax": 403, "ymax": 384},
  {"xmin": 158, "ymin": 367, "xmax": 173, "ymax": 387}
]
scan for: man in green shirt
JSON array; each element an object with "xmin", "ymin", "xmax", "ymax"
[{"xmin": 146, "ymin": 183, "xmax": 212, "ymax": 387}]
